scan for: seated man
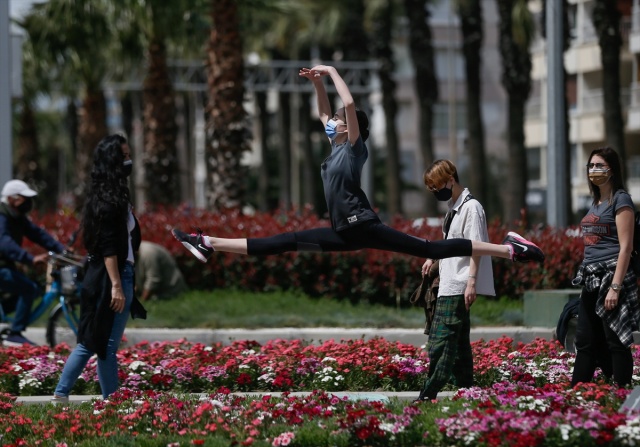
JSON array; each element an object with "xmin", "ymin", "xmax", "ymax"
[
  {"xmin": 0, "ymin": 180, "xmax": 65, "ymax": 345},
  {"xmin": 135, "ymin": 241, "xmax": 188, "ymax": 301}
]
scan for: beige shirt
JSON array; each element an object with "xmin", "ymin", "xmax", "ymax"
[
  {"xmin": 438, "ymin": 188, "xmax": 495, "ymax": 297},
  {"xmin": 135, "ymin": 241, "xmax": 188, "ymax": 299}
]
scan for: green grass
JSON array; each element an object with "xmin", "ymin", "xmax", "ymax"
[{"xmin": 119, "ymin": 290, "xmax": 523, "ymax": 329}]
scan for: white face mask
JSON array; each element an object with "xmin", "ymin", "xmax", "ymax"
[{"xmin": 588, "ymin": 168, "xmax": 610, "ymax": 186}]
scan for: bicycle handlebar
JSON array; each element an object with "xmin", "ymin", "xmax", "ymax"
[{"xmin": 47, "ymin": 251, "xmax": 85, "ymax": 268}]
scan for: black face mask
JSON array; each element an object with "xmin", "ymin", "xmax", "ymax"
[
  {"xmin": 122, "ymin": 160, "xmax": 133, "ymax": 177},
  {"xmin": 16, "ymin": 198, "xmax": 33, "ymax": 214},
  {"xmin": 433, "ymin": 186, "xmax": 453, "ymax": 202}
]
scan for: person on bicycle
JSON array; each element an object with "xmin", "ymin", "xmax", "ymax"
[{"xmin": 0, "ymin": 179, "xmax": 65, "ymax": 345}]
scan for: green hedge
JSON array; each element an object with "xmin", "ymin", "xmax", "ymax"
[{"xmin": 31, "ymin": 206, "xmax": 584, "ymax": 306}]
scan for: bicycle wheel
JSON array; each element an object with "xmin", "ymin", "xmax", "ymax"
[{"xmin": 46, "ymin": 299, "xmax": 79, "ymax": 348}]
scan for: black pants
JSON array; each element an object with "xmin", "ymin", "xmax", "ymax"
[
  {"xmin": 247, "ymin": 219, "xmax": 472, "ymax": 260},
  {"xmin": 571, "ymin": 286, "xmax": 633, "ymax": 387}
]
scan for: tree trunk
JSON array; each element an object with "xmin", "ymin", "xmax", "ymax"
[
  {"xmin": 77, "ymin": 88, "xmax": 107, "ymax": 202},
  {"xmin": 373, "ymin": 0, "xmax": 402, "ymax": 215},
  {"xmin": 300, "ymin": 94, "xmax": 317, "ymax": 209},
  {"xmin": 404, "ymin": 0, "xmax": 438, "ymax": 216},
  {"xmin": 593, "ymin": 0, "xmax": 626, "ymax": 168},
  {"xmin": 278, "ymin": 92, "xmax": 292, "ymax": 208},
  {"xmin": 207, "ymin": 0, "xmax": 251, "ymax": 210},
  {"xmin": 496, "ymin": 0, "xmax": 532, "ymax": 224},
  {"xmin": 506, "ymin": 95, "xmax": 528, "ymax": 224},
  {"xmin": 255, "ymin": 91, "xmax": 269, "ymax": 212},
  {"xmin": 143, "ymin": 37, "xmax": 179, "ymax": 206},
  {"xmin": 458, "ymin": 0, "xmax": 488, "ymax": 211}
]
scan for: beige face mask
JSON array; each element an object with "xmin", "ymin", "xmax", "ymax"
[{"xmin": 588, "ymin": 169, "xmax": 610, "ymax": 186}]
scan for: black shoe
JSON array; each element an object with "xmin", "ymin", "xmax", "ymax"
[
  {"xmin": 502, "ymin": 231, "xmax": 545, "ymax": 263},
  {"xmin": 171, "ymin": 228, "xmax": 214, "ymax": 263},
  {"xmin": 4, "ymin": 332, "xmax": 37, "ymax": 346}
]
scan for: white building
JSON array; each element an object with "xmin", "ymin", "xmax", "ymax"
[{"xmin": 525, "ymin": 0, "xmax": 637, "ymax": 217}]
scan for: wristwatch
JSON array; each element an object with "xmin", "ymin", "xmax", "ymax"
[{"xmin": 610, "ymin": 283, "xmax": 622, "ymax": 293}]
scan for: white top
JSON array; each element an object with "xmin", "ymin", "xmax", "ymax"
[
  {"xmin": 126, "ymin": 208, "xmax": 135, "ymax": 265},
  {"xmin": 438, "ymin": 188, "xmax": 495, "ymax": 297}
]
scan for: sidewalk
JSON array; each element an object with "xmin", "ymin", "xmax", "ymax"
[{"xmin": 22, "ymin": 326, "xmax": 558, "ymax": 348}]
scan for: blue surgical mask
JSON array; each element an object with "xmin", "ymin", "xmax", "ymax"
[{"xmin": 325, "ymin": 119, "xmax": 343, "ymax": 140}]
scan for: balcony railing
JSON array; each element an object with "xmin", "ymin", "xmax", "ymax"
[{"xmin": 579, "ymin": 88, "xmax": 631, "ymax": 113}]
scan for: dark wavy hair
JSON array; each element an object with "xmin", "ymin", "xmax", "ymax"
[
  {"xmin": 355, "ymin": 109, "xmax": 370, "ymax": 142},
  {"xmin": 587, "ymin": 146, "xmax": 626, "ymax": 206},
  {"xmin": 81, "ymin": 134, "xmax": 130, "ymax": 253}
]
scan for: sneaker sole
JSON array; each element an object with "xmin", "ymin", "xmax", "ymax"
[
  {"xmin": 182, "ymin": 242, "xmax": 209, "ymax": 263},
  {"xmin": 506, "ymin": 231, "xmax": 544, "ymax": 262},
  {"xmin": 171, "ymin": 229, "xmax": 209, "ymax": 263}
]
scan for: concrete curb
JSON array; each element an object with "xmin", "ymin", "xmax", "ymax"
[
  {"xmin": 20, "ymin": 326, "xmax": 558, "ymax": 348},
  {"xmin": 17, "ymin": 391, "xmax": 457, "ymax": 405}
]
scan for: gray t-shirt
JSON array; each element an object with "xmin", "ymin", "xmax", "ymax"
[
  {"xmin": 321, "ymin": 137, "xmax": 378, "ymax": 231},
  {"xmin": 582, "ymin": 190, "xmax": 635, "ymax": 264}
]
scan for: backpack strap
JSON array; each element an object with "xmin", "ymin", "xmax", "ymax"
[{"xmin": 444, "ymin": 193, "xmax": 475, "ymax": 240}]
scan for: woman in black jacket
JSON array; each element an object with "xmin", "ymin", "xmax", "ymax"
[{"xmin": 52, "ymin": 134, "xmax": 145, "ymax": 403}]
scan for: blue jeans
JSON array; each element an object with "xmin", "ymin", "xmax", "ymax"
[
  {"xmin": 0, "ymin": 267, "xmax": 40, "ymax": 333},
  {"xmin": 54, "ymin": 263, "xmax": 134, "ymax": 399}
]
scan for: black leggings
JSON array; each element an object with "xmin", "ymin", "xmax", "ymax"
[
  {"xmin": 247, "ymin": 219, "xmax": 472, "ymax": 259},
  {"xmin": 571, "ymin": 286, "xmax": 633, "ymax": 387}
]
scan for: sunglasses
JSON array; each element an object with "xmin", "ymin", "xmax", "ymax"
[{"xmin": 586, "ymin": 163, "xmax": 608, "ymax": 169}]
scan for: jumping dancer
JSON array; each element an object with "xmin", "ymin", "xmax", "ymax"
[{"xmin": 171, "ymin": 65, "xmax": 544, "ymax": 265}]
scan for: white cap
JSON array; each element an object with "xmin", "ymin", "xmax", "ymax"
[{"xmin": 1, "ymin": 180, "xmax": 38, "ymax": 198}]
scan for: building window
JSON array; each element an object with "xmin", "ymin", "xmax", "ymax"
[
  {"xmin": 629, "ymin": 156, "xmax": 640, "ymax": 180},
  {"xmin": 433, "ymin": 103, "xmax": 467, "ymax": 136}
]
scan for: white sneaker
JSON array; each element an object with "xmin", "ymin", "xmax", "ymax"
[{"xmin": 51, "ymin": 395, "xmax": 69, "ymax": 404}]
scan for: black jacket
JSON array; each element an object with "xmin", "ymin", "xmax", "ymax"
[
  {"xmin": 78, "ymin": 204, "xmax": 146, "ymax": 359},
  {"xmin": 0, "ymin": 202, "xmax": 64, "ymax": 268}
]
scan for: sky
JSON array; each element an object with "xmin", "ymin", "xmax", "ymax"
[
  {"xmin": 9, "ymin": 0, "xmax": 41, "ymax": 19},
  {"xmin": 8, "ymin": 0, "xmax": 45, "ymax": 32}
]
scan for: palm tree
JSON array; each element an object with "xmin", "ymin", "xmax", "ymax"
[
  {"xmin": 369, "ymin": 0, "xmax": 402, "ymax": 215},
  {"xmin": 455, "ymin": 0, "xmax": 488, "ymax": 212},
  {"xmin": 592, "ymin": 0, "xmax": 626, "ymax": 167},
  {"xmin": 403, "ymin": 0, "xmax": 438, "ymax": 216},
  {"xmin": 114, "ymin": 0, "xmax": 208, "ymax": 207},
  {"xmin": 13, "ymin": 32, "xmax": 45, "ymax": 190},
  {"xmin": 207, "ymin": 0, "xmax": 251, "ymax": 209},
  {"xmin": 20, "ymin": 0, "xmax": 113, "ymax": 201},
  {"xmin": 496, "ymin": 0, "xmax": 534, "ymax": 224}
]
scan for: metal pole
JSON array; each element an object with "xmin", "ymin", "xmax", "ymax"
[
  {"xmin": 546, "ymin": 0, "xmax": 567, "ymax": 227},
  {"xmin": 0, "ymin": 0, "xmax": 12, "ymax": 185}
]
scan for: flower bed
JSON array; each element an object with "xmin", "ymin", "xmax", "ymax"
[
  {"xmin": 1, "ymin": 337, "xmax": 640, "ymax": 446},
  {"xmin": 28, "ymin": 206, "xmax": 585, "ymax": 304}
]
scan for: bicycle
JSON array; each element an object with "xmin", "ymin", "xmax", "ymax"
[{"xmin": 0, "ymin": 251, "xmax": 85, "ymax": 347}]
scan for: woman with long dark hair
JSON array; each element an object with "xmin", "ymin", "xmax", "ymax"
[
  {"xmin": 571, "ymin": 146, "xmax": 639, "ymax": 388},
  {"xmin": 52, "ymin": 134, "xmax": 145, "ymax": 403}
]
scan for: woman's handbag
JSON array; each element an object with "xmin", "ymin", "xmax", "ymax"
[{"xmin": 410, "ymin": 260, "xmax": 440, "ymax": 335}]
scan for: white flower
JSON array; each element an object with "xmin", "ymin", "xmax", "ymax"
[{"xmin": 128, "ymin": 361, "xmax": 146, "ymax": 371}]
